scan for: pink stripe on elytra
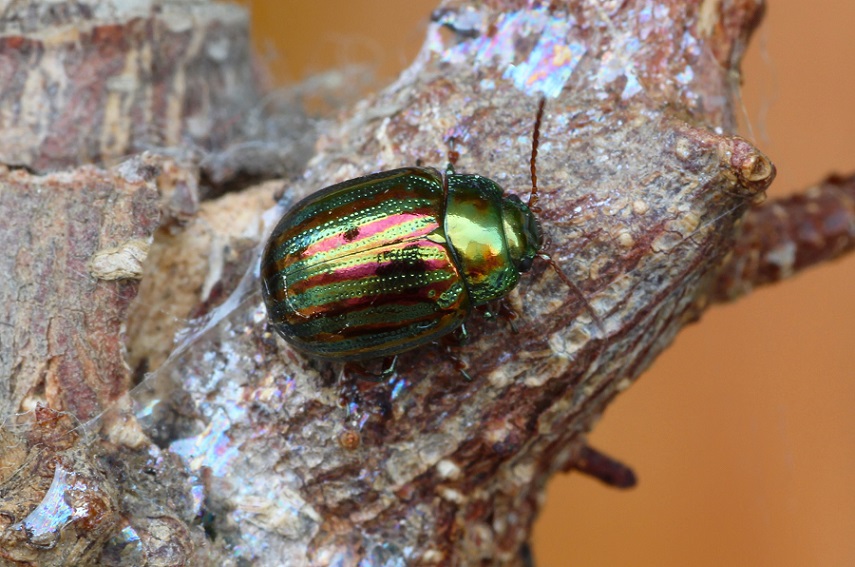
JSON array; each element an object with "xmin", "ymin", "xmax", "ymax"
[
  {"xmin": 302, "ymin": 211, "xmax": 438, "ymax": 257},
  {"xmin": 294, "ymin": 246, "xmax": 452, "ymax": 291}
]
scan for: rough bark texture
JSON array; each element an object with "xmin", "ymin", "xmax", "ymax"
[
  {"xmin": 0, "ymin": 157, "xmax": 161, "ymax": 423},
  {"xmin": 713, "ymin": 173, "xmax": 855, "ymax": 301},
  {"xmin": 0, "ymin": 0, "xmax": 314, "ymax": 187},
  {"xmin": 0, "ymin": 0, "xmax": 849, "ymax": 566},
  {"xmin": 0, "ymin": 1, "xmax": 253, "ymax": 172},
  {"xmin": 0, "ymin": 408, "xmax": 119, "ymax": 567}
]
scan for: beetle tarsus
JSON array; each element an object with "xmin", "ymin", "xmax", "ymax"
[
  {"xmin": 450, "ymin": 323, "xmax": 469, "ymax": 344},
  {"xmin": 445, "ymin": 350, "xmax": 472, "ymax": 381},
  {"xmin": 496, "ymin": 299, "xmax": 520, "ymax": 333},
  {"xmin": 380, "ymin": 356, "xmax": 398, "ymax": 379}
]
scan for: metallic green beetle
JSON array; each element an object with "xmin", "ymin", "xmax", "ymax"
[{"xmin": 260, "ymin": 165, "xmax": 543, "ymax": 361}]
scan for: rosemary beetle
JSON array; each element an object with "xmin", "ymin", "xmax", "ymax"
[{"xmin": 261, "ymin": 100, "xmax": 583, "ymax": 365}]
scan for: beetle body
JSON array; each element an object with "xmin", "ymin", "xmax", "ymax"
[{"xmin": 261, "ymin": 166, "xmax": 543, "ymax": 360}]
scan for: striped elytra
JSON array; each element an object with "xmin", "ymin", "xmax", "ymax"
[{"xmin": 260, "ymin": 166, "xmax": 543, "ymax": 361}]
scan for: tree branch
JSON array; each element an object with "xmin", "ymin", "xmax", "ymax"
[
  {"xmin": 119, "ymin": 1, "xmax": 777, "ymax": 564},
  {"xmin": 8, "ymin": 0, "xmax": 853, "ymax": 565},
  {"xmin": 713, "ymin": 173, "xmax": 855, "ymax": 302}
]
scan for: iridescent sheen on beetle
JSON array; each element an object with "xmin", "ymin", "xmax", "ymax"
[{"xmin": 261, "ymin": 166, "xmax": 542, "ymax": 360}]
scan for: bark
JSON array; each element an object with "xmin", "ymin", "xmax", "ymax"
[
  {"xmin": 0, "ymin": 408, "xmax": 118, "ymax": 566},
  {"xmin": 0, "ymin": 157, "xmax": 161, "ymax": 423},
  {"xmin": 0, "ymin": 0, "xmax": 848, "ymax": 566},
  {"xmin": 712, "ymin": 173, "xmax": 855, "ymax": 301},
  {"xmin": 0, "ymin": 1, "xmax": 253, "ymax": 173}
]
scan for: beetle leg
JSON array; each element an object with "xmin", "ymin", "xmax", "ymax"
[
  {"xmin": 434, "ymin": 325, "xmax": 473, "ymax": 381},
  {"xmin": 476, "ymin": 301, "xmax": 519, "ymax": 332},
  {"xmin": 458, "ymin": 366, "xmax": 473, "ymax": 382},
  {"xmin": 450, "ymin": 323, "xmax": 469, "ymax": 345},
  {"xmin": 340, "ymin": 357, "xmax": 397, "ymax": 384},
  {"xmin": 447, "ymin": 352, "xmax": 472, "ymax": 382},
  {"xmin": 440, "ymin": 328, "xmax": 473, "ymax": 381},
  {"xmin": 497, "ymin": 300, "xmax": 520, "ymax": 333},
  {"xmin": 342, "ymin": 361, "xmax": 386, "ymax": 384},
  {"xmin": 441, "ymin": 346, "xmax": 472, "ymax": 381},
  {"xmin": 337, "ymin": 363, "xmax": 394, "ymax": 431},
  {"xmin": 380, "ymin": 356, "xmax": 398, "ymax": 379}
]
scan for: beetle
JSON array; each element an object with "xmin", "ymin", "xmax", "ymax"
[{"xmin": 260, "ymin": 100, "xmax": 589, "ymax": 369}]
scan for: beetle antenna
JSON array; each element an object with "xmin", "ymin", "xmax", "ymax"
[
  {"xmin": 539, "ymin": 252, "xmax": 606, "ymax": 335},
  {"xmin": 528, "ymin": 97, "xmax": 546, "ymax": 213},
  {"xmin": 529, "ymin": 99, "xmax": 605, "ymax": 335}
]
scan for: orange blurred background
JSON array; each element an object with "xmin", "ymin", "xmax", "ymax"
[{"xmin": 234, "ymin": 2, "xmax": 855, "ymax": 565}]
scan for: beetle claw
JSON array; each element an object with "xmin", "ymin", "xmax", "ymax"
[
  {"xmin": 380, "ymin": 356, "xmax": 398, "ymax": 379},
  {"xmin": 442, "ymin": 346, "xmax": 472, "ymax": 381}
]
